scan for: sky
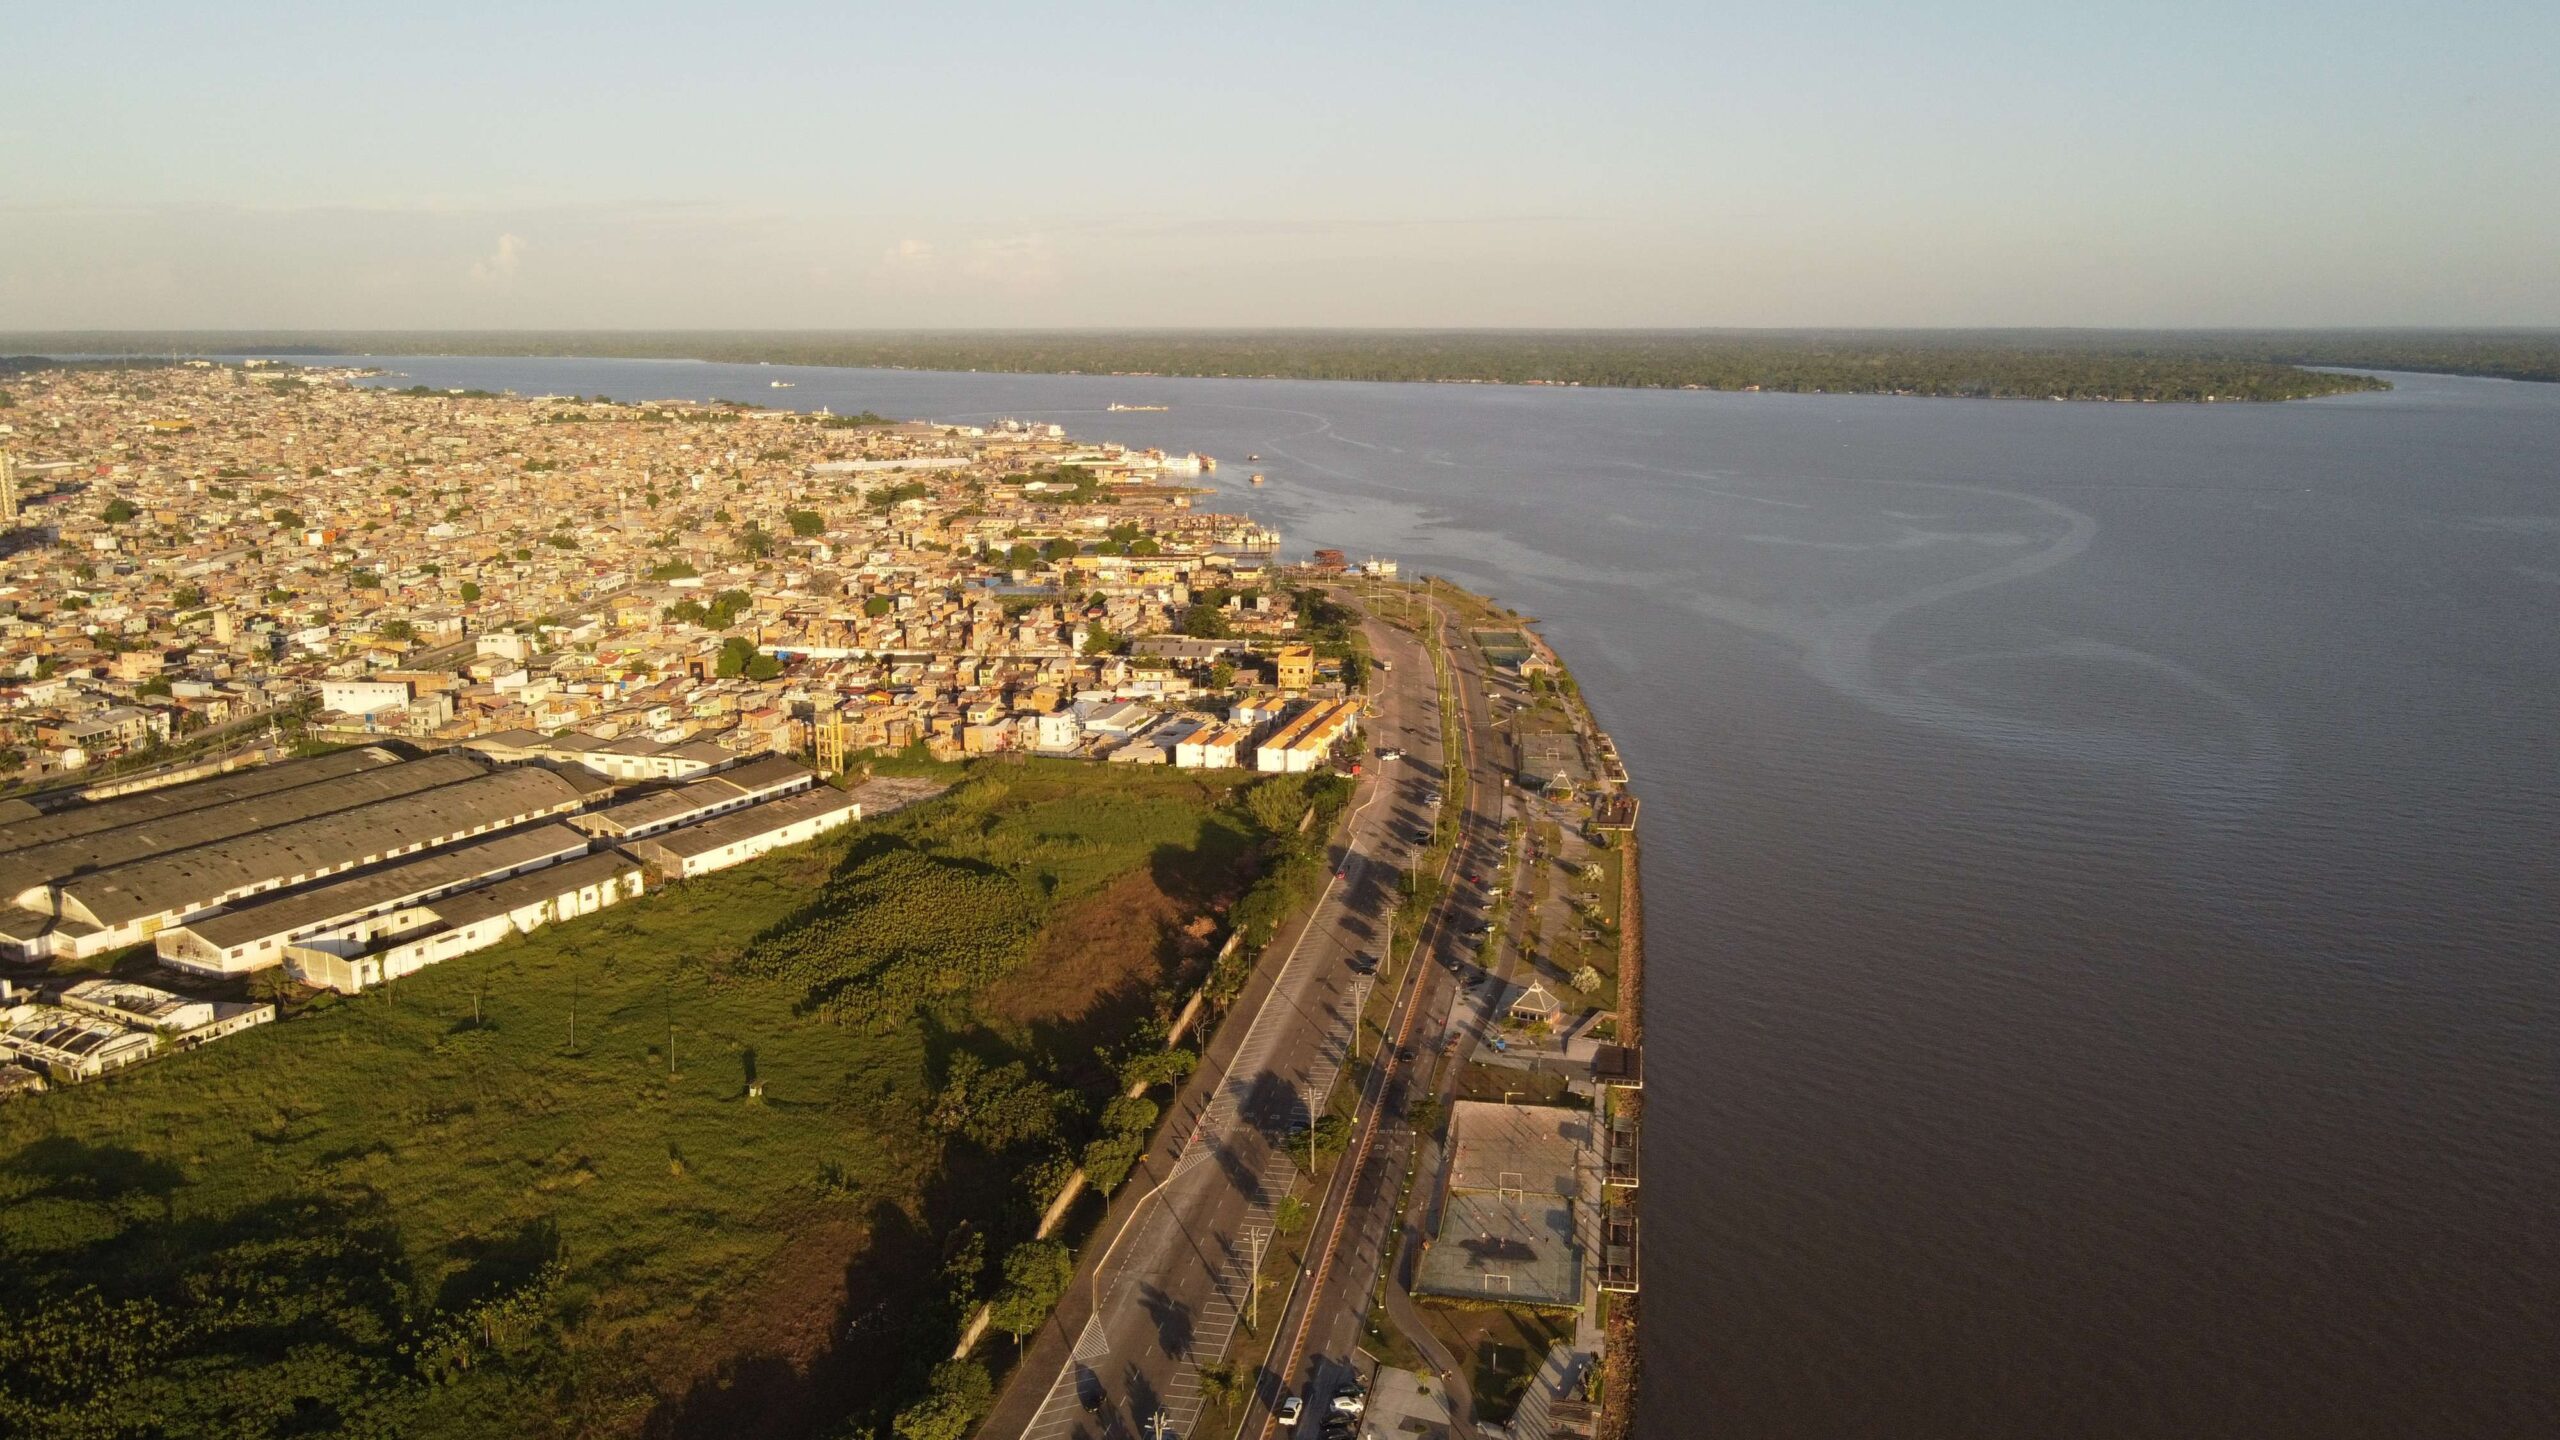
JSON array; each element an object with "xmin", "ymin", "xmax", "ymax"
[{"xmin": 3, "ymin": 1, "xmax": 2556, "ymax": 330}]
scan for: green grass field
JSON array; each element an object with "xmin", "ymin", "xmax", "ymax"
[{"xmin": 0, "ymin": 760, "xmax": 1274, "ymax": 1440}]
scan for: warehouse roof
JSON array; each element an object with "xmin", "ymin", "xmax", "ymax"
[
  {"xmin": 424, "ymin": 851, "xmax": 642, "ymax": 930},
  {"xmin": 0, "ymin": 748, "xmax": 407, "ymax": 856},
  {"xmin": 54, "ymin": 767, "xmax": 603, "ymax": 928},
  {"xmin": 626, "ymin": 785, "xmax": 858, "ymax": 861},
  {"xmin": 574, "ymin": 756, "xmax": 813, "ymax": 837},
  {"xmin": 0, "ymin": 753, "xmax": 486, "ymax": 903},
  {"xmin": 173, "ymin": 823, "xmax": 594, "ymax": 951}
]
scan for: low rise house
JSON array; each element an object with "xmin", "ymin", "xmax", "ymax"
[
  {"xmin": 1173, "ymin": 721, "xmax": 1250, "ymax": 770},
  {"xmin": 1253, "ymin": 697, "xmax": 1361, "ymax": 774}
]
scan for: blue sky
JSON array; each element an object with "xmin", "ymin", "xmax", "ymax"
[{"xmin": 4, "ymin": 1, "xmax": 2554, "ymax": 328}]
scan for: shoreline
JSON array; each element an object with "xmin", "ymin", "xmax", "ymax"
[{"xmin": 0, "ymin": 340, "xmax": 2409, "ymax": 403}]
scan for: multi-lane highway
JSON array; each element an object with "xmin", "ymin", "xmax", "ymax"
[
  {"xmin": 1231, "ymin": 592, "xmax": 1517, "ymax": 1440},
  {"xmin": 982, "ymin": 598, "xmax": 1474, "ymax": 1440}
]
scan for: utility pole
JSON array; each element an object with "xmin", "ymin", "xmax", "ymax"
[
  {"xmin": 1244, "ymin": 1224, "xmax": 1270, "ymax": 1332},
  {"xmin": 567, "ymin": 972, "xmax": 578, "ymax": 1053}
]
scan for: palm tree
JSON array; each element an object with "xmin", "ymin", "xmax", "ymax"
[{"xmin": 1198, "ymin": 1362, "xmax": 1247, "ymax": 1418}]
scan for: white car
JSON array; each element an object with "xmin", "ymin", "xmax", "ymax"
[
  {"xmin": 1331, "ymin": 1386, "xmax": 1367, "ymax": 1415},
  {"xmin": 1277, "ymin": 1395, "xmax": 1305, "ymax": 1427}
]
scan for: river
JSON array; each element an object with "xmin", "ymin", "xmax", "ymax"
[{"xmin": 314, "ymin": 355, "xmax": 2559, "ymax": 1439}]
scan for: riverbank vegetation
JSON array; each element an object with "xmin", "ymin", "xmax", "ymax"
[
  {"xmin": 0, "ymin": 760, "xmax": 1330, "ymax": 1440},
  {"xmin": 53, "ymin": 329, "xmax": 2560, "ymax": 400}
]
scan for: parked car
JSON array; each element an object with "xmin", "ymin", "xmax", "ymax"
[
  {"xmin": 1331, "ymin": 1385, "xmax": 1368, "ymax": 1415},
  {"xmin": 1377, "ymin": 747, "xmax": 1404, "ymax": 761},
  {"xmin": 1277, "ymin": 1396, "xmax": 1305, "ymax": 1427}
]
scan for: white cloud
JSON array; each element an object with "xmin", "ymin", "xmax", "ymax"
[{"xmin": 467, "ymin": 232, "xmax": 526, "ymax": 282}]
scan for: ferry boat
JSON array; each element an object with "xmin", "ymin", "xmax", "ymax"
[
  {"xmin": 1106, "ymin": 402, "xmax": 1168, "ymax": 412},
  {"xmin": 1249, "ymin": 472, "xmax": 1267, "ymax": 485}
]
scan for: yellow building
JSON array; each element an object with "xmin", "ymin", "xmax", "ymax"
[{"xmin": 1275, "ymin": 643, "xmax": 1315, "ymax": 692}]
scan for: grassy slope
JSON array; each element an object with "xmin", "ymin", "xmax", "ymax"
[{"xmin": 0, "ymin": 761, "xmax": 1260, "ymax": 1439}]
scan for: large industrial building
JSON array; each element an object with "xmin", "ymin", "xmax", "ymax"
[
  {"xmin": 283, "ymin": 849, "xmax": 646, "ymax": 993},
  {"xmin": 0, "ymin": 743, "xmax": 889, "ymax": 1018},
  {"xmin": 621, "ymin": 783, "xmax": 861, "ymax": 880},
  {"xmin": 8, "ymin": 763, "xmax": 605, "ymax": 958},
  {"xmin": 569, "ymin": 754, "xmax": 814, "ymax": 841},
  {"xmin": 155, "ymin": 822, "xmax": 594, "ymax": 976}
]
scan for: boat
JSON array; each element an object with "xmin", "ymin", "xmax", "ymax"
[
  {"xmin": 770, "ymin": 380, "xmax": 795, "ymax": 388},
  {"xmin": 1200, "ymin": 454, "xmax": 1217, "ymax": 471},
  {"xmin": 1246, "ymin": 453, "xmax": 1262, "ymax": 462},
  {"xmin": 1107, "ymin": 402, "xmax": 1168, "ymax": 412},
  {"xmin": 1250, "ymin": 472, "xmax": 1266, "ymax": 485}
]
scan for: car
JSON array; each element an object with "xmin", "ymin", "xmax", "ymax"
[
  {"xmin": 1331, "ymin": 1386, "xmax": 1368, "ymax": 1415},
  {"xmin": 1276, "ymin": 1396, "xmax": 1305, "ymax": 1427},
  {"xmin": 1377, "ymin": 747, "xmax": 1404, "ymax": 761},
  {"xmin": 1349, "ymin": 953, "xmax": 1379, "ymax": 974}
]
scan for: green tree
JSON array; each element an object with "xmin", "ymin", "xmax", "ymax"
[
  {"xmin": 1182, "ymin": 604, "xmax": 1230, "ymax": 639},
  {"xmin": 377, "ymin": 619, "xmax": 416, "ymax": 643},
  {"xmin": 715, "ymin": 636, "xmax": 757, "ymax": 678},
  {"xmin": 894, "ymin": 1359, "xmax": 993, "ymax": 1440},
  {"xmin": 787, "ymin": 509, "xmax": 825, "ymax": 537},
  {"xmin": 102, "ymin": 498, "xmax": 138, "ymax": 524},
  {"xmin": 987, "ymin": 1240, "xmax": 1073, "ymax": 1345},
  {"xmin": 863, "ymin": 594, "xmax": 895, "ymax": 618},
  {"xmin": 459, "ymin": 581, "xmax": 482, "ymax": 602},
  {"xmin": 1081, "ymin": 624, "xmax": 1121, "ymax": 657}
]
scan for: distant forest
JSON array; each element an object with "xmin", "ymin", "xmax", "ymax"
[{"xmin": 11, "ymin": 329, "xmax": 2560, "ymax": 402}]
